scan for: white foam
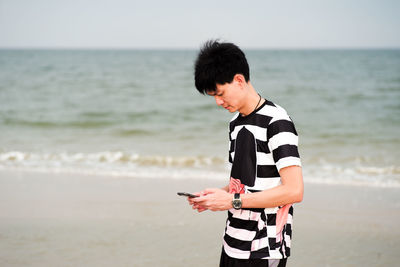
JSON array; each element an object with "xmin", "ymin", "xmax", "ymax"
[{"xmin": 0, "ymin": 151, "xmax": 399, "ymax": 188}]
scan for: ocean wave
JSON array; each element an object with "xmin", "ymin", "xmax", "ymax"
[
  {"xmin": 2, "ymin": 118, "xmax": 115, "ymax": 129},
  {"xmin": 79, "ymin": 111, "xmax": 114, "ymax": 118},
  {"xmin": 0, "ymin": 151, "xmax": 228, "ymax": 181},
  {"xmin": 114, "ymin": 129, "xmax": 154, "ymax": 136},
  {"xmin": 355, "ymin": 166, "xmax": 400, "ymax": 175},
  {"xmin": 302, "ymin": 164, "xmax": 400, "ymax": 188},
  {"xmin": 0, "ymin": 151, "xmax": 399, "ymax": 188},
  {"xmin": 0, "ymin": 151, "xmax": 225, "ymax": 168}
]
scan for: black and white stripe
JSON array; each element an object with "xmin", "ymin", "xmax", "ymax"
[{"xmin": 223, "ymin": 99, "xmax": 301, "ymax": 260}]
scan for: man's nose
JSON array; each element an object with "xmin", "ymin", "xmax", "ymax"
[{"xmin": 214, "ymin": 96, "xmax": 224, "ymax": 106}]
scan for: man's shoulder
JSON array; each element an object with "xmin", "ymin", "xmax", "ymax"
[{"xmin": 258, "ymin": 100, "xmax": 292, "ymax": 124}]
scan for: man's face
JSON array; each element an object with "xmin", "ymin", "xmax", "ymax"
[{"xmin": 207, "ymin": 77, "xmax": 245, "ymax": 113}]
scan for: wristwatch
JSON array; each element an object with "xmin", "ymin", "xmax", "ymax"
[{"xmin": 232, "ymin": 193, "xmax": 242, "ymax": 210}]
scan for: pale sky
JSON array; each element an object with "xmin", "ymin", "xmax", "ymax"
[{"xmin": 0, "ymin": 0, "xmax": 399, "ymax": 49}]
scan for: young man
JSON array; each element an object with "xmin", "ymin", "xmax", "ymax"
[{"xmin": 188, "ymin": 40, "xmax": 303, "ymax": 267}]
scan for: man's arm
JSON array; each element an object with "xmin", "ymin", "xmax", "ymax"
[
  {"xmin": 190, "ymin": 165, "xmax": 303, "ymax": 211},
  {"xmin": 241, "ymin": 165, "xmax": 303, "ymax": 208}
]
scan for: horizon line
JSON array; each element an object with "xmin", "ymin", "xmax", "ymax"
[
  {"xmin": 1, "ymin": 45, "xmax": 400, "ymax": 51},
  {"xmin": 0, "ymin": 45, "xmax": 400, "ymax": 50}
]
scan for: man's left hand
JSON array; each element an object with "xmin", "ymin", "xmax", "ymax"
[{"xmin": 191, "ymin": 188, "xmax": 232, "ymax": 211}]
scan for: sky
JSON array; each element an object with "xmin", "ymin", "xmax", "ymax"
[{"xmin": 0, "ymin": 0, "xmax": 399, "ymax": 49}]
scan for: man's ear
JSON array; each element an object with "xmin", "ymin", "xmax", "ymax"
[{"xmin": 233, "ymin": 74, "xmax": 246, "ymax": 87}]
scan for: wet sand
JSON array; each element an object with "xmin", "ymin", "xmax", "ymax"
[{"xmin": 0, "ymin": 170, "xmax": 399, "ymax": 266}]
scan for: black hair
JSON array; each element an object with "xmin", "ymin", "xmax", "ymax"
[{"xmin": 194, "ymin": 40, "xmax": 250, "ymax": 94}]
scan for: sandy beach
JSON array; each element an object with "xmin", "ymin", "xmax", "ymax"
[{"xmin": 0, "ymin": 170, "xmax": 399, "ymax": 267}]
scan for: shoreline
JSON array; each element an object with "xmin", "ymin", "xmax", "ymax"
[{"xmin": 0, "ymin": 170, "xmax": 399, "ymax": 266}]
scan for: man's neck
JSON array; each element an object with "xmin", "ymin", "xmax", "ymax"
[{"xmin": 238, "ymin": 84, "xmax": 264, "ymax": 116}]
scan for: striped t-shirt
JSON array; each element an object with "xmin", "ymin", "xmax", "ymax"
[{"xmin": 224, "ymin": 99, "xmax": 301, "ymax": 260}]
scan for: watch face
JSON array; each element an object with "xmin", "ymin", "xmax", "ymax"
[{"xmin": 232, "ymin": 199, "xmax": 242, "ymax": 209}]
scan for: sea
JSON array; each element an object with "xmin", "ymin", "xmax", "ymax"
[{"xmin": 0, "ymin": 49, "xmax": 399, "ymax": 187}]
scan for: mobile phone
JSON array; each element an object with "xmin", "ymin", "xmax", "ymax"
[{"xmin": 177, "ymin": 192, "xmax": 198, "ymax": 198}]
